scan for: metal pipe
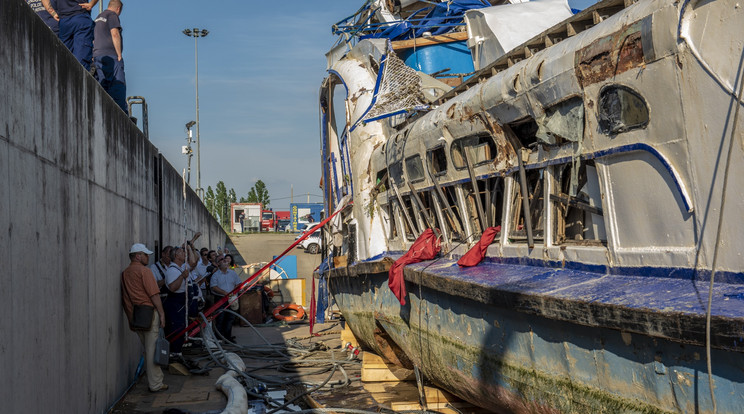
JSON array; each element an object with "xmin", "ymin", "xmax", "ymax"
[
  {"xmin": 407, "ymin": 182, "xmax": 434, "ymax": 229},
  {"xmin": 516, "ymin": 148, "xmax": 534, "ymax": 248},
  {"xmin": 426, "ymin": 168, "xmax": 462, "ymax": 237},
  {"xmin": 463, "ymin": 148, "xmax": 487, "ymax": 233},
  {"xmin": 390, "ymin": 181, "xmax": 419, "ymax": 238},
  {"xmin": 125, "ymin": 96, "xmax": 148, "ymax": 141},
  {"xmin": 502, "ymin": 125, "xmax": 534, "ymax": 248}
]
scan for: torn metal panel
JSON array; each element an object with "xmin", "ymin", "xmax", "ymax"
[
  {"xmin": 575, "ymin": 21, "xmax": 646, "ymax": 87},
  {"xmin": 536, "ymin": 96, "xmax": 585, "ymax": 143}
]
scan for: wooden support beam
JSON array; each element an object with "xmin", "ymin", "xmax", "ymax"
[
  {"xmin": 361, "ymin": 352, "xmax": 415, "ymax": 382},
  {"xmin": 391, "ymin": 31, "xmax": 469, "ymax": 50}
]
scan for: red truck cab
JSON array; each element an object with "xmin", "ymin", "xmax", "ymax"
[{"xmin": 261, "ymin": 210, "xmax": 275, "ymax": 232}]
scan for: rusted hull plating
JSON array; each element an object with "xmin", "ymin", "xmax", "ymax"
[{"xmin": 329, "ymin": 266, "xmax": 744, "ymax": 413}]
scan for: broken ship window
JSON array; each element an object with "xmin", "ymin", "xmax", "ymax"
[
  {"xmin": 419, "ymin": 190, "xmax": 441, "ymax": 231},
  {"xmin": 507, "ymin": 118, "xmax": 539, "ymax": 147},
  {"xmin": 402, "ymin": 195, "xmax": 419, "ymax": 240},
  {"xmin": 598, "ymin": 85, "xmax": 649, "ymax": 134},
  {"xmin": 390, "ymin": 161, "xmax": 405, "ymax": 186},
  {"xmin": 536, "ymin": 97, "xmax": 584, "ymax": 144},
  {"xmin": 509, "ymin": 169, "xmax": 545, "ymax": 242},
  {"xmin": 551, "ymin": 161, "xmax": 606, "ymax": 244},
  {"xmin": 451, "ymin": 134, "xmax": 497, "ymax": 170},
  {"xmin": 375, "ymin": 168, "xmax": 388, "ymax": 192},
  {"xmin": 483, "ymin": 177, "xmax": 504, "ymax": 231},
  {"xmin": 427, "ymin": 145, "xmax": 447, "ymax": 176},
  {"xmin": 405, "ymin": 155, "xmax": 425, "ymax": 183},
  {"xmin": 467, "ymin": 177, "xmax": 504, "ymax": 236},
  {"xmin": 442, "ymin": 185, "xmax": 465, "ymax": 241}
]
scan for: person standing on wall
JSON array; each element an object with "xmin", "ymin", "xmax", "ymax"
[
  {"xmin": 121, "ymin": 243, "xmax": 168, "ymax": 393},
  {"xmin": 93, "ymin": 0, "xmax": 127, "ymax": 114},
  {"xmin": 26, "ymin": 0, "xmax": 59, "ymax": 34},
  {"xmin": 41, "ymin": 0, "xmax": 98, "ymax": 70}
]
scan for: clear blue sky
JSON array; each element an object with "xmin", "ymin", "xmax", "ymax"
[{"xmin": 118, "ymin": 0, "xmax": 597, "ymax": 211}]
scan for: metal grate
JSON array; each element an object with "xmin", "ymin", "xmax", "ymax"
[{"xmin": 362, "ymin": 50, "xmax": 428, "ymax": 122}]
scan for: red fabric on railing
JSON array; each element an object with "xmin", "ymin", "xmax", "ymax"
[
  {"xmin": 309, "ymin": 264, "xmax": 320, "ymax": 336},
  {"xmin": 457, "ymin": 226, "xmax": 500, "ymax": 267},
  {"xmin": 167, "ymin": 203, "xmax": 349, "ymax": 342},
  {"xmin": 388, "ymin": 228, "xmax": 441, "ymax": 306}
]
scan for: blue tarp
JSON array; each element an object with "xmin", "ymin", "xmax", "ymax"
[{"xmin": 361, "ymin": 0, "xmax": 490, "ymax": 41}]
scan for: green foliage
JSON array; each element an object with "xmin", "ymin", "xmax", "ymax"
[
  {"xmin": 215, "ymin": 181, "xmax": 229, "ymax": 229},
  {"xmin": 228, "ymin": 188, "xmax": 237, "ymax": 204},
  {"xmin": 244, "ymin": 179, "xmax": 270, "ymax": 207},
  {"xmin": 205, "ymin": 186, "xmax": 215, "ymax": 217}
]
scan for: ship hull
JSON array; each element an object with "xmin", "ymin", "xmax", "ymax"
[{"xmin": 328, "ymin": 260, "xmax": 744, "ymax": 413}]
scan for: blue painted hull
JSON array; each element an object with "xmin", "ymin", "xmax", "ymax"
[{"xmin": 327, "ymin": 260, "xmax": 744, "ymax": 413}]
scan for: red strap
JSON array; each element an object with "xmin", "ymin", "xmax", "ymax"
[{"xmin": 309, "ymin": 264, "xmax": 320, "ymax": 336}]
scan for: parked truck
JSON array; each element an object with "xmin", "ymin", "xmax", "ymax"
[
  {"xmin": 261, "ymin": 209, "xmax": 275, "ymax": 232},
  {"xmin": 275, "ymin": 210, "xmax": 290, "ymax": 232},
  {"xmin": 231, "ymin": 203, "xmax": 261, "ymax": 233}
]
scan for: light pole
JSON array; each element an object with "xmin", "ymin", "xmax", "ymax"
[
  {"xmin": 183, "ymin": 27, "xmax": 209, "ymax": 199},
  {"xmin": 183, "ymin": 121, "xmax": 196, "ymax": 184}
]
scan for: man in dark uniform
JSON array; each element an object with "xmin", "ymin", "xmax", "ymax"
[
  {"xmin": 41, "ymin": 0, "xmax": 98, "ymax": 70},
  {"xmin": 93, "ymin": 0, "xmax": 127, "ymax": 114},
  {"xmin": 26, "ymin": 0, "xmax": 59, "ymax": 34}
]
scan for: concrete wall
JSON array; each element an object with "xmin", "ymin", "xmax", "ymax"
[{"xmin": 0, "ymin": 1, "xmax": 233, "ymax": 411}]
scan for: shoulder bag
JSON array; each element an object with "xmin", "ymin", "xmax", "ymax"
[{"xmin": 122, "ymin": 273, "xmax": 154, "ymax": 331}]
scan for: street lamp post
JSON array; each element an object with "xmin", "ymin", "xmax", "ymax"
[
  {"xmin": 182, "ymin": 28, "xmax": 209, "ymax": 199},
  {"xmin": 183, "ymin": 121, "xmax": 196, "ymax": 184}
]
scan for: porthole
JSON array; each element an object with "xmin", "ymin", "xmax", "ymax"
[{"xmin": 598, "ymin": 85, "xmax": 649, "ymax": 134}]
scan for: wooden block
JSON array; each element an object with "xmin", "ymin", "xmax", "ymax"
[
  {"xmin": 271, "ymin": 278, "xmax": 306, "ymax": 307},
  {"xmin": 168, "ymin": 362, "xmax": 191, "ymax": 376},
  {"xmin": 238, "ymin": 290, "xmax": 263, "ymax": 325},
  {"xmin": 362, "ymin": 352, "xmax": 415, "ymax": 382},
  {"xmin": 340, "ymin": 323, "xmax": 359, "ymax": 348},
  {"xmin": 364, "ymin": 380, "xmax": 488, "ymax": 413},
  {"xmin": 333, "ymin": 255, "xmax": 347, "ymax": 268},
  {"xmin": 389, "ymin": 388, "xmax": 475, "ymax": 412}
]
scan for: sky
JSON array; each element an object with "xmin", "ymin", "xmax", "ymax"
[{"xmin": 117, "ymin": 0, "xmax": 597, "ymax": 211}]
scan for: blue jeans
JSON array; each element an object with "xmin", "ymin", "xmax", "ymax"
[
  {"xmin": 214, "ymin": 298, "xmax": 236, "ymax": 340},
  {"xmin": 58, "ymin": 13, "xmax": 94, "ymax": 70},
  {"xmin": 163, "ymin": 293, "xmax": 186, "ymax": 353},
  {"xmin": 94, "ymin": 56, "xmax": 127, "ymax": 114}
]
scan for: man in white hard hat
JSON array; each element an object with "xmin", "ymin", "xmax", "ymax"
[{"xmin": 121, "ymin": 243, "xmax": 168, "ymax": 392}]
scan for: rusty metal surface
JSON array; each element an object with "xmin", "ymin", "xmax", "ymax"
[
  {"xmin": 325, "ymin": 265, "xmax": 744, "ymax": 413},
  {"xmin": 575, "ymin": 22, "xmax": 645, "ymax": 87}
]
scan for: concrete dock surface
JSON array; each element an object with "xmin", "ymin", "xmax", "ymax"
[{"xmin": 109, "ymin": 321, "xmax": 371, "ymax": 413}]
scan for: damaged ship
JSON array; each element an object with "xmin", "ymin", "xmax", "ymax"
[{"xmin": 318, "ymin": 0, "xmax": 744, "ymax": 412}]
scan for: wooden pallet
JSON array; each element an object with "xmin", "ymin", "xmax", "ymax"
[{"xmin": 361, "ymin": 352, "xmax": 489, "ymax": 413}]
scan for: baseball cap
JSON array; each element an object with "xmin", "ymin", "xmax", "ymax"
[{"xmin": 129, "ymin": 243, "xmax": 154, "ymax": 255}]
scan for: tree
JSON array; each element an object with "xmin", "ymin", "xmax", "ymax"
[
  {"xmin": 228, "ymin": 188, "xmax": 237, "ymax": 204},
  {"xmin": 205, "ymin": 186, "xmax": 216, "ymax": 218},
  {"xmin": 215, "ymin": 181, "xmax": 229, "ymax": 229},
  {"xmin": 245, "ymin": 179, "xmax": 270, "ymax": 208}
]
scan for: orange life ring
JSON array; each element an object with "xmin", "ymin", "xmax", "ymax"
[{"xmin": 272, "ymin": 304, "xmax": 305, "ymax": 321}]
